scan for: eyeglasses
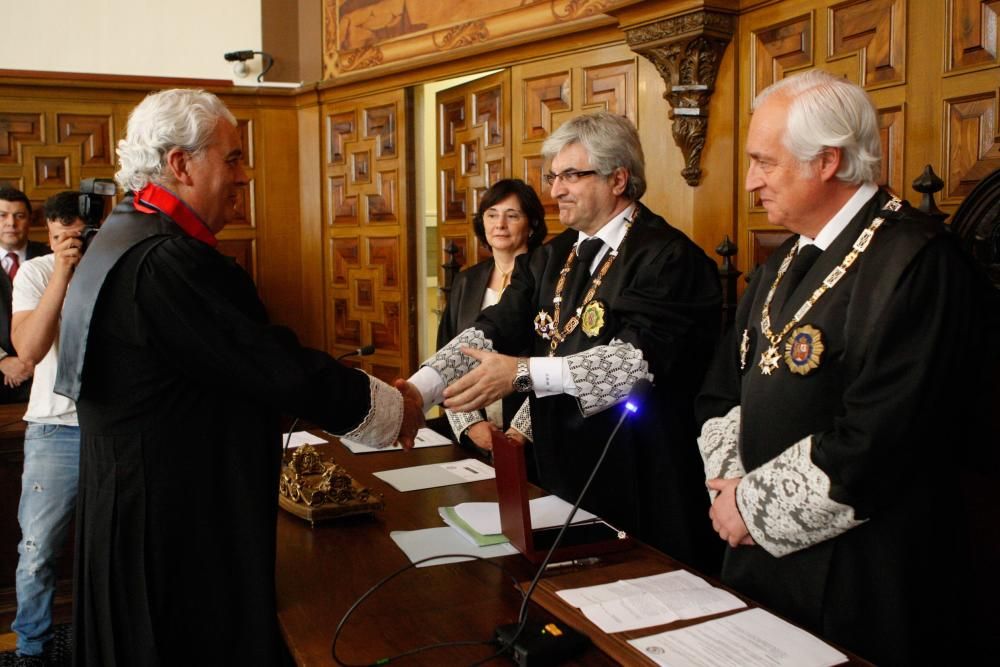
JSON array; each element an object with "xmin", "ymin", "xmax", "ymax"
[{"xmin": 543, "ymin": 169, "xmax": 599, "ymax": 186}]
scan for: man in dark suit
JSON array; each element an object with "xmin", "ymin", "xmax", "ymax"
[{"xmin": 0, "ymin": 186, "xmax": 50, "ymax": 403}]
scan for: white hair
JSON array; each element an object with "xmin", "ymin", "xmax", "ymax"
[
  {"xmin": 753, "ymin": 70, "xmax": 881, "ymax": 185},
  {"xmin": 541, "ymin": 111, "xmax": 646, "ymax": 201},
  {"xmin": 115, "ymin": 89, "xmax": 236, "ymax": 192}
]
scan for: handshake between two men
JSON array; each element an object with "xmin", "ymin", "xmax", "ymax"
[{"xmin": 391, "ymin": 346, "xmax": 520, "ymax": 450}]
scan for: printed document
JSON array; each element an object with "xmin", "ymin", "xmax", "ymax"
[
  {"xmin": 628, "ymin": 607, "xmax": 847, "ymax": 667},
  {"xmin": 557, "ymin": 570, "xmax": 745, "ymax": 633},
  {"xmin": 374, "ymin": 458, "xmax": 495, "ymax": 491}
]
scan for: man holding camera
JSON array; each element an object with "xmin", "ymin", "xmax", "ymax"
[
  {"xmin": 0, "ymin": 186, "xmax": 50, "ymax": 403},
  {"xmin": 9, "ymin": 191, "xmax": 86, "ymax": 664}
]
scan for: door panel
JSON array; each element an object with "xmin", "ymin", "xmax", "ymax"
[
  {"xmin": 322, "ymin": 89, "xmax": 416, "ymax": 381},
  {"xmin": 511, "ymin": 44, "xmax": 638, "ymax": 236},
  {"xmin": 435, "ymin": 71, "xmax": 512, "ymax": 279}
]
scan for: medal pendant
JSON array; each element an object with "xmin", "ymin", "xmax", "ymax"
[
  {"xmin": 739, "ymin": 329, "xmax": 750, "ymax": 371},
  {"xmin": 534, "ymin": 310, "xmax": 555, "ymax": 340},
  {"xmin": 580, "ymin": 300, "xmax": 606, "ymax": 338},
  {"xmin": 759, "ymin": 345, "xmax": 781, "ymax": 375},
  {"xmin": 783, "ymin": 324, "xmax": 824, "ymax": 375}
]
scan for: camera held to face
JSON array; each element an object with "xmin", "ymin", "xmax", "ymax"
[{"xmin": 78, "ymin": 178, "xmax": 116, "ymax": 252}]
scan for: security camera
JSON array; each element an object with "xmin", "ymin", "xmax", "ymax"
[{"xmin": 224, "ymin": 50, "xmax": 255, "ymax": 62}]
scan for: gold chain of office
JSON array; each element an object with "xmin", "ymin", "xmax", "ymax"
[
  {"xmin": 757, "ymin": 196, "xmax": 902, "ymax": 375},
  {"xmin": 533, "ymin": 216, "xmax": 636, "ymax": 356}
]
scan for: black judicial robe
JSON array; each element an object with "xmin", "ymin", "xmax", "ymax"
[
  {"xmin": 697, "ymin": 190, "xmax": 991, "ymax": 665},
  {"xmin": 59, "ymin": 197, "xmax": 376, "ymax": 666},
  {"xmin": 475, "ymin": 204, "xmax": 722, "ymax": 572}
]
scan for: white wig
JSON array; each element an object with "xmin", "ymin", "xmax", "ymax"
[
  {"xmin": 754, "ymin": 70, "xmax": 881, "ymax": 185},
  {"xmin": 115, "ymin": 89, "xmax": 236, "ymax": 192}
]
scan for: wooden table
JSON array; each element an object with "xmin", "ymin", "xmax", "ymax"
[{"xmin": 275, "ymin": 436, "xmax": 866, "ymax": 666}]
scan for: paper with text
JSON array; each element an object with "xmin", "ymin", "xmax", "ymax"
[
  {"xmin": 557, "ymin": 570, "xmax": 745, "ymax": 633},
  {"xmin": 374, "ymin": 458, "xmax": 495, "ymax": 492},
  {"xmin": 628, "ymin": 607, "xmax": 846, "ymax": 667}
]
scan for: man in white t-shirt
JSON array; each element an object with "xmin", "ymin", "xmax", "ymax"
[{"xmin": 9, "ymin": 191, "xmax": 85, "ymax": 663}]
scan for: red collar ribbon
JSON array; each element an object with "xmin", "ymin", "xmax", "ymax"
[{"xmin": 133, "ymin": 183, "xmax": 219, "ymax": 248}]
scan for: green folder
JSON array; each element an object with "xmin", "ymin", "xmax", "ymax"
[{"xmin": 439, "ymin": 506, "xmax": 510, "ymax": 547}]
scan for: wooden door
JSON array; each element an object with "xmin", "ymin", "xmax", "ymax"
[
  {"xmin": 321, "ymin": 89, "xmax": 417, "ymax": 381},
  {"xmin": 435, "ymin": 71, "xmax": 511, "ymax": 279},
  {"xmin": 511, "ymin": 44, "xmax": 638, "ymax": 237}
]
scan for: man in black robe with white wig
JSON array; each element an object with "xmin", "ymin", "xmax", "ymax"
[
  {"xmin": 55, "ymin": 89, "xmax": 423, "ymax": 666},
  {"xmin": 402, "ymin": 112, "xmax": 722, "ymax": 575},
  {"xmin": 696, "ymin": 69, "xmax": 992, "ymax": 665}
]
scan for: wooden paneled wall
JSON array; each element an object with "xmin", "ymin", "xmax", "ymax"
[
  {"xmin": 0, "ymin": 2, "xmax": 992, "ymax": 392},
  {"xmin": 0, "ymin": 76, "xmax": 313, "ymax": 337},
  {"xmin": 737, "ymin": 0, "xmax": 999, "ymax": 274}
]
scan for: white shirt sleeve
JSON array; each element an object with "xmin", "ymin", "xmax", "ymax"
[
  {"xmin": 530, "ymin": 357, "xmax": 577, "ymax": 397},
  {"xmin": 12, "ymin": 258, "xmax": 47, "ymax": 313}
]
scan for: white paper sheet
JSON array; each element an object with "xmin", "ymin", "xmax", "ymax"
[
  {"xmin": 628, "ymin": 607, "xmax": 847, "ymax": 667},
  {"xmin": 282, "ymin": 431, "xmax": 328, "ymax": 448},
  {"xmin": 373, "ymin": 458, "xmax": 495, "ymax": 492},
  {"xmin": 389, "ymin": 526, "xmax": 517, "ymax": 567},
  {"xmin": 452, "ymin": 496, "xmax": 598, "ymax": 535},
  {"xmin": 338, "ymin": 427, "xmax": 453, "ymax": 454},
  {"xmin": 556, "ymin": 570, "xmax": 745, "ymax": 633}
]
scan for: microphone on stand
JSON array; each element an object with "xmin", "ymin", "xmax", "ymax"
[
  {"xmin": 337, "ymin": 344, "xmax": 376, "ymax": 361},
  {"xmin": 492, "ymin": 378, "xmax": 655, "ymax": 664}
]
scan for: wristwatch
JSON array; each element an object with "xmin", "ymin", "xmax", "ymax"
[{"xmin": 512, "ymin": 357, "xmax": 533, "ymax": 393}]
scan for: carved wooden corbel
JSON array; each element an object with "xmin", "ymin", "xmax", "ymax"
[{"xmin": 625, "ymin": 11, "xmax": 735, "ymax": 186}]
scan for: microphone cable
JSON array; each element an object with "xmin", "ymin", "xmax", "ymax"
[
  {"xmin": 474, "ymin": 378, "xmax": 653, "ymax": 665},
  {"xmin": 327, "ymin": 379, "xmax": 653, "ymax": 666},
  {"xmin": 330, "ymin": 554, "xmax": 527, "ymax": 667}
]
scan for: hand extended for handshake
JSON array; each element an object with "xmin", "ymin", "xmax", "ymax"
[{"xmin": 393, "ymin": 379, "xmax": 425, "ymax": 450}]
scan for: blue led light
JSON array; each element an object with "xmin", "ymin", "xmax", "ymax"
[{"xmin": 625, "ymin": 401, "xmax": 638, "ymax": 413}]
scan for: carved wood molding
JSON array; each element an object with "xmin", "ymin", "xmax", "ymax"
[
  {"xmin": 945, "ymin": 91, "xmax": 1000, "ymax": 199},
  {"xmin": 625, "ymin": 10, "xmax": 736, "ymax": 186},
  {"xmin": 947, "ymin": 0, "xmax": 999, "ymax": 72},
  {"xmin": 751, "ymin": 15, "xmax": 813, "ymax": 99},
  {"xmin": 829, "ymin": 0, "xmax": 906, "ymax": 88}
]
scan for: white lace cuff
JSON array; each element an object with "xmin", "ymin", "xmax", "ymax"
[
  {"xmin": 446, "ymin": 409, "xmax": 485, "ymax": 442},
  {"xmin": 339, "ymin": 375, "xmax": 404, "ymax": 448},
  {"xmin": 509, "ymin": 398, "xmax": 533, "ymax": 442},
  {"xmin": 698, "ymin": 406, "xmax": 745, "ymax": 501},
  {"xmin": 736, "ymin": 435, "xmax": 866, "ymax": 558},
  {"xmin": 422, "ymin": 328, "xmax": 495, "ymax": 386},
  {"xmin": 565, "ymin": 339, "xmax": 652, "ymax": 417}
]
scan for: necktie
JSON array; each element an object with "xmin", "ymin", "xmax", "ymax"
[
  {"xmin": 561, "ymin": 238, "xmax": 604, "ymax": 319},
  {"xmin": 776, "ymin": 244, "xmax": 822, "ymax": 311},
  {"xmin": 6, "ymin": 253, "xmax": 19, "ymax": 281}
]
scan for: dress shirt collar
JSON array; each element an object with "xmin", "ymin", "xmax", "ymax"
[
  {"xmin": 133, "ymin": 183, "xmax": 219, "ymax": 247},
  {"xmin": 4, "ymin": 247, "xmax": 26, "ymax": 263},
  {"xmin": 799, "ymin": 182, "xmax": 878, "ymax": 250},
  {"xmin": 574, "ymin": 203, "xmax": 636, "ymax": 271}
]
